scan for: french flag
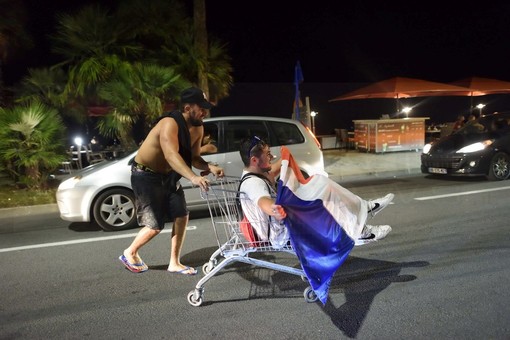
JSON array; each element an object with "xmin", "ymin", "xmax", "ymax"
[{"xmin": 276, "ymin": 146, "xmax": 367, "ymax": 304}]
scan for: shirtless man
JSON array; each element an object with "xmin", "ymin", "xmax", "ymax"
[{"xmin": 119, "ymin": 87, "xmax": 224, "ymax": 275}]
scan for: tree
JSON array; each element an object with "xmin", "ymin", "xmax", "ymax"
[
  {"xmin": 51, "ymin": 4, "xmax": 139, "ymax": 100},
  {"xmin": 117, "ymin": 0, "xmax": 233, "ymax": 102},
  {"xmin": 0, "ymin": 101, "xmax": 66, "ymax": 189},
  {"xmin": 97, "ymin": 63, "xmax": 188, "ymax": 147},
  {"xmin": 15, "ymin": 67, "xmax": 67, "ymax": 108},
  {"xmin": 160, "ymin": 29, "xmax": 233, "ymax": 103},
  {"xmin": 49, "ymin": 0, "xmax": 232, "ymax": 145}
]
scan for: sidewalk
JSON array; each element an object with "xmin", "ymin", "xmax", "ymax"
[
  {"xmin": 0, "ymin": 149, "xmax": 422, "ymax": 217},
  {"xmin": 323, "ymin": 148, "xmax": 422, "ymax": 181}
]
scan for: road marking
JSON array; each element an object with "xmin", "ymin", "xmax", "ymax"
[
  {"xmin": 0, "ymin": 226, "xmax": 197, "ymax": 253},
  {"xmin": 415, "ymin": 185, "xmax": 510, "ymax": 201}
]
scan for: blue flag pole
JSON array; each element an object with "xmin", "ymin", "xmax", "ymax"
[{"xmin": 294, "ymin": 61, "xmax": 304, "ymax": 121}]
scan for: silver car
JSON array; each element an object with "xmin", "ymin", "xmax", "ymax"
[{"xmin": 56, "ymin": 116, "xmax": 325, "ymax": 231}]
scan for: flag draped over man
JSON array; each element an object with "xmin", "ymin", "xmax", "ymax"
[
  {"xmin": 276, "ymin": 146, "xmax": 366, "ymax": 304},
  {"xmin": 294, "ymin": 61, "xmax": 304, "ymax": 120}
]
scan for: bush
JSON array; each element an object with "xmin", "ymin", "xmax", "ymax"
[{"xmin": 0, "ymin": 101, "xmax": 67, "ymax": 189}]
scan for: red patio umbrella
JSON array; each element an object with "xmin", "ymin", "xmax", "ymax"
[
  {"xmin": 329, "ymin": 77, "xmax": 472, "ymax": 112},
  {"xmin": 449, "ymin": 76, "xmax": 510, "ymax": 96},
  {"xmin": 447, "ymin": 77, "xmax": 510, "ymax": 114}
]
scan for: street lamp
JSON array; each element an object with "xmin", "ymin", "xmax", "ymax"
[
  {"xmin": 402, "ymin": 106, "xmax": 412, "ymax": 118},
  {"xmin": 476, "ymin": 103, "xmax": 485, "ymax": 117},
  {"xmin": 310, "ymin": 111, "xmax": 318, "ymax": 134}
]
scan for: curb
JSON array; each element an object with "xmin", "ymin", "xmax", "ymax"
[
  {"xmin": 0, "ymin": 203, "xmax": 59, "ymax": 219},
  {"xmin": 327, "ymin": 168, "xmax": 421, "ymax": 182}
]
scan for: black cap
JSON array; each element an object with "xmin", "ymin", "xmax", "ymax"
[{"xmin": 180, "ymin": 87, "xmax": 214, "ymax": 109}]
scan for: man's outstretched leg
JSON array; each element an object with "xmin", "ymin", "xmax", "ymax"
[{"xmin": 120, "ymin": 227, "xmax": 159, "ymax": 272}]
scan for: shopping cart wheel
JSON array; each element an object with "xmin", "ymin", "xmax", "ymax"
[
  {"xmin": 187, "ymin": 290, "xmax": 203, "ymax": 307},
  {"xmin": 202, "ymin": 262, "xmax": 214, "ymax": 275},
  {"xmin": 303, "ymin": 287, "xmax": 318, "ymax": 303}
]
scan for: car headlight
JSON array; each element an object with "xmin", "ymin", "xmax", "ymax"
[
  {"xmin": 456, "ymin": 140, "xmax": 493, "ymax": 153},
  {"xmin": 422, "ymin": 143, "xmax": 432, "ymax": 154},
  {"xmin": 58, "ymin": 175, "xmax": 82, "ymax": 190}
]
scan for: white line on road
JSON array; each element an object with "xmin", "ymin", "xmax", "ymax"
[
  {"xmin": 0, "ymin": 226, "xmax": 197, "ymax": 253},
  {"xmin": 415, "ymin": 185, "xmax": 510, "ymax": 201}
]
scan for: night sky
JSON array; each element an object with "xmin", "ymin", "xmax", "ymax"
[{"xmin": 6, "ymin": 1, "xmax": 510, "ymax": 134}]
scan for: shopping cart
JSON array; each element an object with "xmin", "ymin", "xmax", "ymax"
[{"xmin": 187, "ymin": 176, "xmax": 318, "ymax": 306}]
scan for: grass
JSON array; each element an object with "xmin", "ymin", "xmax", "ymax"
[
  {"xmin": 0, "ymin": 186, "xmax": 57, "ymax": 208},
  {"xmin": 0, "ymin": 176, "xmax": 60, "ymax": 208}
]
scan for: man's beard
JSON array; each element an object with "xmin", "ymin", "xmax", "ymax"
[
  {"xmin": 189, "ymin": 109, "xmax": 204, "ymax": 126},
  {"xmin": 257, "ymin": 160, "xmax": 272, "ymax": 172}
]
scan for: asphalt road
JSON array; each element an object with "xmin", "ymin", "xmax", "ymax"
[{"xmin": 1, "ymin": 174, "xmax": 509, "ymax": 339}]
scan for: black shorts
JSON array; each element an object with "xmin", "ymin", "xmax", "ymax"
[{"xmin": 131, "ymin": 167, "xmax": 188, "ymax": 230}]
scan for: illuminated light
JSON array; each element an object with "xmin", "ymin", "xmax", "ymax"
[
  {"xmin": 423, "ymin": 143, "xmax": 432, "ymax": 154},
  {"xmin": 476, "ymin": 103, "xmax": 486, "ymax": 116},
  {"xmin": 402, "ymin": 106, "xmax": 412, "ymax": 118},
  {"xmin": 310, "ymin": 111, "xmax": 318, "ymax": 135},
  {"xmin": 456, "ymin": 140, "xmax": 493, "ymax": 153}
]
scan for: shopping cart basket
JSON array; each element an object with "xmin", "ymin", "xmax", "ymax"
[{"xmin": 187, "ymin": 176, "xmax": 318, "ymax": 306}]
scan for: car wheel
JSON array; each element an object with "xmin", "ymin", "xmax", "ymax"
[
  {"xmin": 92, "ymin": 188, "xmax": 138, "ymax": 231},
  {"xmin": 487, "ymin": 152, "xmax": 510, "ymax": 181}
]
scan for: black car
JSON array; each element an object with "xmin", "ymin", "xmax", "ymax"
[{"xmin": 421, "ymin": 112, "xmax": 510, "ymax": 180}]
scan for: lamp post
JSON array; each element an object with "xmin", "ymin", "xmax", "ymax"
[
  {"xmin": 72, "ymin": 137, "xmax": 84, "ymax": 169},
  {"xmin": 476, "ymin": 103, "xmax": 485, "ymax": 117},
  {"xmin": 310, "ymin": 111, "xmax": 318, "ymax": 134}
]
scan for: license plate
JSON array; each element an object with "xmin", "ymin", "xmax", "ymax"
[{"xmin": 429, "ymin": 167, "xmax": 447, "ymax": 174}]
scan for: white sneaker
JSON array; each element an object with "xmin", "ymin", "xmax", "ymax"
[
  {"xmin": 367, "ymin": 193, "xmax": 394, "ymax": 218},
  {"xmin": 355, "ymin": 224, "xmax": 392, "ymax": 246}
]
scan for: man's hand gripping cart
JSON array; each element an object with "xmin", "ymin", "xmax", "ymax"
[{"xmin": 187, "ymin": 176, "xmax": 318, "ymax": 307}]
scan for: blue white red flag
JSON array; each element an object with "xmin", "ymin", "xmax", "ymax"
[
  {"xmin": 276, "ymin": 146, "xmax": 365, "ymax": 304},
  {"xmin": 294, "ymin": 61, "xmax": 304, "ymax": 120}
]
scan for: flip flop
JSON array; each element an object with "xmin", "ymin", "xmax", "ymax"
[
  {"xmin": 119, "ymin": 255, "xmax": 148, "ymax": 273},
  {"xmin": 167, "ymin": 266, "xmax": 197, "ymax": 276}
]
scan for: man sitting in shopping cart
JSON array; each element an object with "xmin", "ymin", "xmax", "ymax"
[
  {"xmin": 237, "ymin": 136, "xmax": 289, "ymax": 248},
  {"xmin": 238, "ymin": 135, "xmax": 395, "ymax": 304},
  {"xmin": 238, "ymin": 136, "xmax": 394, "ymax": 248}
]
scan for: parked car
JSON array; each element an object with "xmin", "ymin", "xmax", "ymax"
[
  {"xmin": 421, "ymin": 112, "xmax": 510, "ymax": 180},
  {"xmin": 56, "ymin": 116, "xmax": 324, "ymax": 231}
]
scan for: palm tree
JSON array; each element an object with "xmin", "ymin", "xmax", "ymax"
[
  {"xmin": 0, "ymin": 101, "xmax": 66, "ymax": 189},
  {"xmin": 161, "ymin": 29, "xmax": 233, "ymax": 103},
  {"xmin": 51, "ymin": 4, "xmax": 140, "ymax": 100},
  {"xmin": 49, "ymin": 0, "xmax": 232, "ymax": 144},
  {"xmin": 117, "ymin": 0, "xmax": 233, "ymax": 102},
  {"xmin": 49, "ymin": 4, "xmax": 142, "ymax": 141},
  {"xmin": 15, "ymin": 67, "xmax": 67, "ymax": 107},
  {"xmin": 116, "ymin": 0, "xmax": 188, "ymax": 50},
  {"xmin": 97, "ymin": 63, "xmax": 188, "ymax": 147}
]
